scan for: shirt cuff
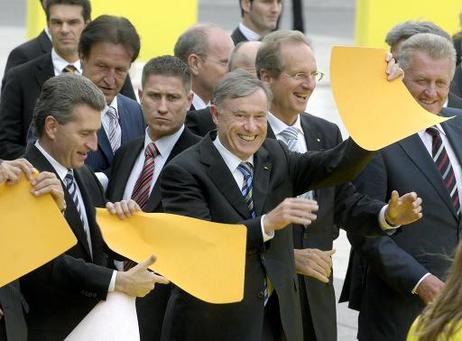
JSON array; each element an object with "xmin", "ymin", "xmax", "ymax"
[
  {"xmin": 260, "ymin": 215, "xmax": 275, "ymax": 242},
  {"xmin": 379, "ymin": 205, "xmax": 401, "ymax": 231},
  {"xmin": 108, "ymin": 270, "xmax": 117, "ymax": 292},
  {"xmin": 95, "ymin": 172, "xmax": 109, "ymax": 192},
  {"xmin": 412, "ymin": 273, "xmax": 431, "ymax": 294}
]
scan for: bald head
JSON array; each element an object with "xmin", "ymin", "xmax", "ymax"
[{"xmin": 228, "ymin": 41, "xmax": 261, "ymax": 76}]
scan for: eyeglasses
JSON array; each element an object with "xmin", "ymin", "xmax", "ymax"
[{"xmin": 282, "ymin": 71, "xmax": 324, "ymax": 82}]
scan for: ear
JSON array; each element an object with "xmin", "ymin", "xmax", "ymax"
[
  {"xmin": 188, "ymin": 54, "xmax": 202, "ymax": 76},
  {"xmin": 210, "ymin": 105, "xmax": 220, "ymax": 126},
  {"xmin": 259, "ymin": 69, "xmax": 273, "ymax": 83},
  {"xmin": 186, "ymin": 90, "xmax": 194, "ymax": 108},
  {"xmin": 138, "ymin": 88, "xmax": 144, "ymax": 102},
  {"xmin": 44, "ymin": 115, "xmax": 59, "ymax": 140},
  {"xmin": 241, "ymin": 0, "xmax": 251, "ymax": 14}
]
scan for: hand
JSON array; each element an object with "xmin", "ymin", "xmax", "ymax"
[
  {"xmin": 294, "ymin": 248, "xmax": 335, "ymax": 283},
  {"xmin": 31, "ymin": 171, "xmax": 66, "ymax": 212},
  {"xmin": 385, "ymin": 52, "xmax": 404, "ymax": 81},
  {"xmin": 115, "ymin": 255, "xmax": 169, "ymax": 297},
  {"xmin": 106, "ymin": 199, "xmax": 141, "ymax": 219},
  {"xmin": 385, "ymin": 190, "xmax": 423, "ymax": 226},
  {"xmin": 263, "ymin": 198, "xmax": 318, "ymax": 234},
  {"xmin": 416, "ymin": 274, "xmax": 444, "ymax": 304},
  {"xmin": 0, "ymin": 159, "xmax": 34, "ymax": 184}
]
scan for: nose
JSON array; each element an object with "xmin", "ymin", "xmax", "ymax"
[
  {"xmin": 158, "ymin": 97, "xmax": 168, "ymax": 114},
  {"xmin": 61, "ymin": 22, "xmax": 70, "ymax": 34},
  {"xmin": 244, "ymin": 116, "xmax": 258, "ymax": 132},
  {"xmin": 424, "ymin": 83, "xmax": 438, "ymax": 98},
  {"xmin": 103, "ymin": 69, "xmax": 116, "ymax": 87},
  {"xmin": 300, "ymin": 77, "xmax": 316, "ymax": 91},
  {"xmin": 86, "ymin": 133, "xmax": 98, "ymax": 152}
]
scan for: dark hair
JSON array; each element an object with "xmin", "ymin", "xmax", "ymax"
[
  {"xmin": 79, "ymin": 15, "xmax": 140, "ymax": 62},
  {"xmin": 33, "ymin": 74, "xmax": 105, "ymax": 137},
  {"xmin": 45, "ymin": 0, "xmax": 91, "ymax": 22},
  {"xmin": 142, "ymin": 55, "xmax": 192, "ymax": 92}
]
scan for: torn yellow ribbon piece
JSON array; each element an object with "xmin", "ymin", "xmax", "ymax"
[
  {"xmin": 0, "ymin": 177, "xmax": 77, "ymax": 287},
  {"xmin": 330, "ymin": 46, "xmax": 451, "ymax": 151},
  {"xmin": 96, "ymin": 209, "xmax": 246, "ymax": 304}
]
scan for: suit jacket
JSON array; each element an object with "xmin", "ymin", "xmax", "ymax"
[
  {"xmin": 3, "ymin": 30, "xmax": 51, "ymax": 81},
  {"xmin": 21, "ymin": 145, "xmax": 114, "ymax": 339},
  {"xmin": 0, "ymin": 53, "xmax": 54, "ymax": 160},
  {"xmin": 85, "ymin": 94, "xmax": 145, "ymax": 173},
  {"xmin": 159, "ymin": 131, "xmax": 375, "ymax": 341},
  {"xmin": 0, "ymin": 281, "xmax": 27, "ymax": 341},
  {"xmin": 231, "ymin": 27, "xmax": 249, "ymax": 45},
  {"xmin": 106, "ymin": 127, "xmax": 199, "ymax": 341},
  {"xmin": 450, "ymin": 66, "xmax": 462, "ymax": 105},
  {"xmin": 341, "ymin": 108, "xmax": 462, "ymax": 341},
  {"xmin": 185, "ymin": 107, "xmax": 215, "ymax": 137},
  {"xmin": 267, "ymin": 113, "xmax": 385, "ymax": 341}
]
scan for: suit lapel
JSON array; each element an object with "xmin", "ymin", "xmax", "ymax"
[
  {"xmin": 399, "ymin": 134, "xmax": 457, "ymax": 217},
  {"xmin": 112, "ymin": 138, "xmax": 144, "ymax": 201},
  {"xmin": 200, "ymin": 135, "xmax": 252, "ymax": 218},
  {"xmin": 97, "ymin": 124, "xmax": 114, "ymax": 164},
  {"xmin": 25, "ymin": 146, "xmax": 93, "ymax": 258},
  {"xmin": 34, "ymin": 54, "xmax": 54, "ymax": 89},
  {"xmin": 117, "ymin": 97, "xmax": 131, "ymax": 145},
  {"xmin": 253, "ymin": 146, "xmax": 271, "ymax": 216},
  {"xmin": 38, "ymin": 30, "xmax": 52, "ymax": 53},
  {"xmin": 442, "ymin": 116, "xmax": 462, "ymax": 166}
]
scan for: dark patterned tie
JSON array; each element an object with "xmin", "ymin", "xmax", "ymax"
[
  {"xmin": 131, "ymin": 143, "xmax": 159, "ymax": 210},
  {"xmin": 62, "ymin": 64, "xmax": 77, "ymax": 74},
  {"xmin": 237, "ymin": 162, "xmax": 256, "ymax": 218},
  {"xmin": 426, "ymin": 127, "xmax": 461, "ymax": 217},
  {"xmin": 64, "ymin": 170, "xmax": 92, "ymax": 257}
]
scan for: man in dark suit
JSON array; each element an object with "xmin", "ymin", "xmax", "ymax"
[
  {"xmin": 159, "ymin": 69, "xmax": 422, "ymax": 341},
  {"xmin": 21, "ymin": 74, "xmax": 167, "ymax": 339},
  {"xmin": 232, "ymin": 0, "xmax": 282, "ymax": 45},
  {"xmin": 106, "ymin": 56, "xmax": 200, "ymax": 340},
  {"xmin": 0, "ymin": 0, "xmax": 91, "ymax": 161},
  {"xmin": 174, "ymin": 24, "xmax": 234, "ymax": 111},
  {"xmin": 78, "ymin": 15, "xmax": 146, "ymax": 174},
  {"xmin": 186, "ymin": 41, "xmax": 261, "ymax": 137},
  {"xmin": 256, "ymin": 29, "xmax": 421, "ymax": 341},
  {"xmin": 341, "ymin": 33, "xmax": 462, "ymax": 341},
  {"xmin": 0, "ymin": 157, "xmax": 66, "ymax": 341}
]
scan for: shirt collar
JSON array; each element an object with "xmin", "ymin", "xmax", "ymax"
[
  {"xmin": 192, "ymin": 92, "xmax": 208, "ymax": 110},
  {"xmin": 213, "ymin": 135, "xmax": 254, "ymax": 173},
  {"xmin": 145, "ymin": 124, "xmax": 185, "ymax": 158},
  {"xmin": 34, "ymin": 140, "xmax": 69, "ymax": 182},
  {"xmin": 103, "ymin": 96, "xmax": 119, "ymax": 116},
  {"xmin": 51, "ymin": 48, "xmax": 82, "ymax": 74},
  {"xmin": 239, "ymin": 22, "xmax": 261, "ymax": 41},
  {"xmin": 44, "ymin": 27, "xmax": 51, "ymax": 41},
  {"xmin": 267, "ymin": 112, "xmax": 304, "ymax": 137}
]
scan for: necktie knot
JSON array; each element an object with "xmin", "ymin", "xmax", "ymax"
[
  {"xmin": 64, "ymin": 170, "xmax": 74, "ymax": 185},
  {"xmin": 145, "ymin": 143, "xmax": 159, "ymax": 159},
  {"xmin": 63, "ymin": 64, "xmax": 77, "ymax": 74},
  {"xmin": 426, "ymin": 127, "xmax": 439, "ymax": 139},
  {"xmin": 106, "ymin": 106, "xmax": 118, "ymax": 120},
  {"xmin": 237, "ymin": 162, "xmax": 253, "ymax": 178}
]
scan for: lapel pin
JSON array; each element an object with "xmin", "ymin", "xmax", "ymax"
[
  {"xmin": 264, "ymin": 166, "xmax": 270, "ymax": 170},
  {"xmin": 316, "ymin": 138, "xmax": 321, "ymax": 142}
]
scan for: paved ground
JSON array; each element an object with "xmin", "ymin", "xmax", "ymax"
[{"xmin": 0, "ymin": 0, "xmax": 359, "ymax": 338}]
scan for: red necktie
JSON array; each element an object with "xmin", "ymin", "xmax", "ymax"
[{"xmin": 131, "ymin": 143, "xmax": 159, "ymax": 210}]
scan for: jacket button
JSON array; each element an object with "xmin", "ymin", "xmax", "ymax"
[{"xmin": 257, "ymin": 291, "xmax": 265, "ymax": 299}]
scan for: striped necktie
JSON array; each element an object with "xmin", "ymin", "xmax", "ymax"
[
  {"xmin": 426, "ymin": 127, "xmax": 461, "ymax": 217},
  {"xmin": 279, "ymin": 125, "xmax": 315, "ymax": 201},
  {"xmin": 131, "ymin": 143, "xmax": 159, "ymax": 210},
  {"xmin": 62, "ymin": 64, "xmax": 78, "ymax": 74},
  {"xmin": 237, "ymin": 162, "xmax": 256, "ymax": 218},
  {"xmin": 279, "ymin": 126, "xmax": 300, "ymax": 151},
  {"xmin": 106, "ymin": 106, "xmax": 122, "ymax": 152},
  {"xmin": 64, "ymin": 170, "xmax": 92, "ymax": 257}
]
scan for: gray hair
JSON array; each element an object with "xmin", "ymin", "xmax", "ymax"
[
  {"xmin": 399, "ymin": 33, "xmax": 456, "ymax": 78},
  {"xmin": 385, "ymin": 20, "xmax": 451, "ymax": 48},
  {"xmin": 256, "ymin": 30, "xmax": 312, "ymax": 78},
  {"xmin": 211, "ymin": 69, "xmax": 272, "ymax": 108},
  {"xmin": 174, "ymin": 24, "xmax": 220, "ymax": 63},
  {"xmin": 33, "ymin": 74, "xmax": 106, "ymax": 137}
]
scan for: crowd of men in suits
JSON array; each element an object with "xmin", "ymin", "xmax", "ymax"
[{"xmin": 0, "ymin": 0, "xmax": 461, "ymax": 340}]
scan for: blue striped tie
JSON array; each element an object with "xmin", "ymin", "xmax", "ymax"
[
  {"xmin": 237, "ymin": 162, "xmax": 256, "ymax": 219},
  {"xmin": 279, "ymin": 126, "xmax": 300, "ymax": 151}
]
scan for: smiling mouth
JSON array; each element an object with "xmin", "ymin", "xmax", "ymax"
[
  {"xmin": 238, "ymin": 134, "xmax": 257, "ymax": 142},
  {"xmin": 294, "ymin": 93, "xmax": 308, "ymax": 100}
]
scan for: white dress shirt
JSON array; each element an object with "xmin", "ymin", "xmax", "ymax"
[
  {"xmin": 101, "ymin": 96, "xmax": 119, "ymax": 139},
  {"xmin": 123, "ymin": 125, "xmax": 185, "ymax": 200},
  {"xmin": 34, "ymin": 141, "xmax": 117, "ymax": 291},
  {"xmin": 212, "ymin": 136, "xmax": 274, "ymax": 242},
  {"xmin": 51, "ymin": 48, "xmax": 82, "ymax": 76},
  {"xmin": 238, "ymin": 22, "xmax": 261, "ymax": 41},
  {"xmin": 191, "ymin": 92, "xmax": 208, "ymax": 111}
]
